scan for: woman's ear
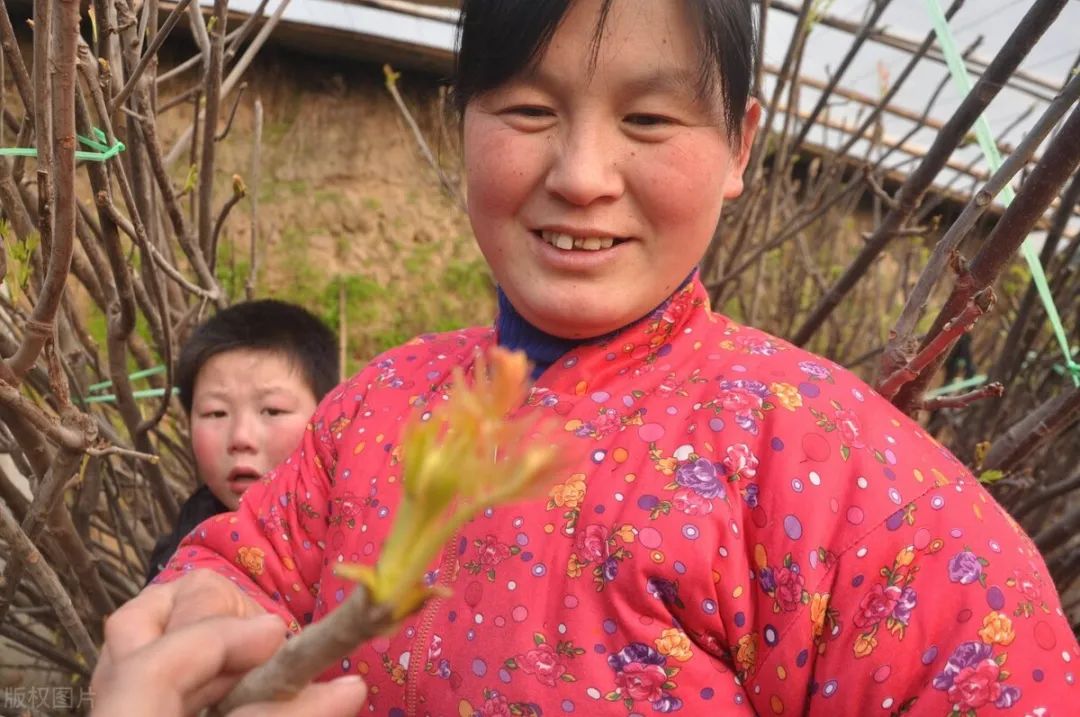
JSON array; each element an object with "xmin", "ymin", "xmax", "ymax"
[
  {"xmin": 738, "ymin": 98, "xmax": 762, "ymax": 169},
  {"xmin": 721, "ymin": 98, "xmax": 762, "ymax": 200}
]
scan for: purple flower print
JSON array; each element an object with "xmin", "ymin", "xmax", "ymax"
[
  {"xmin": 948, "ymin": 551, "xmax": 982, "ymax": 585},
  {"xmin": 602, "ymin": 557, "xmax": 619, "ymax": 582},
  {"xmin": 608, "ymin": 643, "xmax": 680, "ymax": 709},
  {"xmin": 608, "ymin": 643, "xmax": 666, "ymax": 672},
  {"xmin": 892, "ymin": 587, "xmax": 917, "ymax": 625},
  {"xmin": 741, "ymin": 483, "xmax": 760, "ymax": 508},
  {"xmin": 736, "ymin": 335, "xmax": 779, "ymax": 356},
  {"xmin": 996, "ymin": 686, "xmax": 1021, "ymax": 708},
  {"xmin": 759, "ymin": 566, "xmax": 777, "ymax": 593},
  {"xmin": 798, "ymin": 361, "xmax": 831, "ymax": 380},
  {"xmin": 652, "ymin": 695, "xmax": 684, "ymax": 712},
  {"xmin": 933, "ymin": 641, "xmax": 1022, "ymax": 710},
  {"xmin": 734, "ymin": 413, "xmax": 759, "ymax": 435},
  {"xmin": 647, "ymin": 577, "xmax": 679, "ymax": 603},
  {"xmin": 932, "ymin": 641, "xmax": 993, "ymax": 690},
  {"xmin": 719, "ymin": 378, "xmax": 769, "ymax": 398},
  {"xmin": 715, "ymin": 379, "xmax": 768, "ymax": 436},
  {"xmin": 675, "ymin": 458, "xmax": 723, "ymax": 498}
]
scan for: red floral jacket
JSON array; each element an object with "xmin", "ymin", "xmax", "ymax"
[{"xmin": 159, "ymin": 279, "xmax": 1078, "ymax": 716}]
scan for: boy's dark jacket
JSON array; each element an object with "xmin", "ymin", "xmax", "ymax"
[{"xmin": 144, "ymin": 485, "xmax": 228, "ymax": 585}]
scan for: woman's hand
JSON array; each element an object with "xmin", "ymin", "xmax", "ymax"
[
  {"xmin": 91, "ymin": 569, "xmax": 367, "ymax": 716},
  {"xmin": 90, "ymin": 612, "xmax": 366, "ymax": 716}
]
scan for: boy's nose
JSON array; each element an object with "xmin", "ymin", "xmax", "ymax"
[
  {"xmin": 544, "ymin": 125, "xmax": 624, "ymax": 206},
  {"xmin": 227, "ymin": 415, "xmax": 258, "ymax": 454}
]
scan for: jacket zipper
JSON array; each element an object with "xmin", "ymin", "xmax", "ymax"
[{"xmin": 405, "ymin": 529, "xmax": 460, "ymax": 716}]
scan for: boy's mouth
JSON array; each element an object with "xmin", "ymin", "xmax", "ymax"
[
  {"xmin": 227, "ymin": 467, "xmax": 262, "ymax": 493},
  {"xmin": 538, "ymin": 230, "xmax": 627, "ymax": 251}
]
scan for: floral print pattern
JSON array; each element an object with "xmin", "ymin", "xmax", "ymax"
[
  {"xmin": 605, "ymin": 642, "xmax": 682, "ymax": 712},
  {"xmin": 162, "ymin": 278, "xmax": 1078, "ymax": 716}
]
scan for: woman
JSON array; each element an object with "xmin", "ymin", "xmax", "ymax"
[{"xmin": 93, "ymin": 1, "xmax": 1078, "ymax": 715}]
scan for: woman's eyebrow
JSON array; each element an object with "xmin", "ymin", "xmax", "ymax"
[
  {"xmin": 516, "ymin": 65, "xmax": 698, "ymax": 97},
  {"xmin": 619, "ymin": 68, "xmax": 700, "ymax": 97}
]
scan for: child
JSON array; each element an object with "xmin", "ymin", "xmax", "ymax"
[
  {"xmin": 101, "ymin": 2, "xmax": 1078, "ymax": 715},
  {"xmin": 144, "ymin": 300, "xmax": 338, "ymax": 583}
]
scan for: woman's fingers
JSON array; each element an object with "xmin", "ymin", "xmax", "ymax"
[
  {"xmin": 229, "ymin": 676, "xmax": 368, "ymax": 717},
  {"xmin": 164, "ymin": 569, "xmax": 268, "ymax": 632},
  {"xmin": 99, "ymin": 581, "xmax": 179, "ymax": 664},
  {"xmin": 91, "ymin": 571, "xmax": 360, "ymax": 717},
  {"xmin": 168, "ymin": 614, "xmax": 286, "ymax": 697},
  {"xmin": 90, "ymin": 614, "xmax": 285, "ymax": 717}
]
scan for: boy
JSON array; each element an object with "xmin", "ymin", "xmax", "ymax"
[{"xmin": 145, "ymin": 300, "xmax": 338, "ymax": 583}]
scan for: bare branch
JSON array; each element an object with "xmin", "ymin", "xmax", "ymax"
[
  {"xmin": 197, "ymin": 0, "xmax": 228, "ymax": 258},
  {"xmin": 917, "ymin": 383, "xmax": 1005, "ymax": 412},
  {"xmin": 214, "ymin": 82, "xmax": 247, "ymax": 141},
  {"xmin": 246, "ymin": 97, "xmax": 263, "ymax": 300},
  {"xmin": 209, "ymin": 175, "xmax": 247, "ymax": 274},
  {"xmin": 109, "ymin": 0, "xmax": 194, "ymax": 114},
  {"xmin": 791, "ymin": 0, "xmax": 1070, "ymax": 347},
  {"xmin": 983, "ymin": 388, "xmax": 1080, "ymax": 476},
  {"xmin": 884, "ymin": 71, "xmax": 1080, "ymax": 378},
  {"xmin": 877, "ymin": 288, "xmax": 995, "ymax": 401},
  {"xmin": 383, "ymin": 65, "xmax": 465, "ymax": 211},
  {"xmin": 0, "ymin": 502, "xmax": 98, "ymax": 667},
  {"xmin": 892, "ymin": 104, "xmax": 1080, "ymax": 412}
]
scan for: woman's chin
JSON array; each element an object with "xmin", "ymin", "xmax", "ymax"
[{"xmin": 527, "ymin": 304, "xmax": 637, "ymax": 340}]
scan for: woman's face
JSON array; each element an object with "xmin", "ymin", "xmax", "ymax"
[{"xmin": 464, "ymin": 0, "xmax": 758, "ymax": 339}]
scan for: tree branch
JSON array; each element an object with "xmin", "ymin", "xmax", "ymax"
[
  {"xmin": 877, "ymin": 288, "xmax": 995, "ymax": 401},
  {"xmin": 790, "ymin": 0, "xmax": 1070, "ymax": 347},
  {"xmin": 892, "ymin": 104, "xmax": 1080, "ymax": 412},
  {"xmin": 883, "ymin": 70, "xmax": 1080, "ymax": 380}
]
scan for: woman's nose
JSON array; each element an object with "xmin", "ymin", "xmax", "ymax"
[{"xmin": 543, "ymin": 122, "xmax": 625, "ymax": 206}]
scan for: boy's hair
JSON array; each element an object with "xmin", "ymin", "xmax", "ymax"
[{"xmin": 176, "ymin": 300, "xmax": 339, "ymax": 413}]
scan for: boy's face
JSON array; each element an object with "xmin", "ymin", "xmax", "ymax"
[{"xmin": 189, "ymin": 349, "xmax": 319, "ymax": 510}]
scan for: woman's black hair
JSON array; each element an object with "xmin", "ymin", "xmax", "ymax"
[{"xmin": 452, "ymin": 0, "xmax": 756, "ymax": 142}]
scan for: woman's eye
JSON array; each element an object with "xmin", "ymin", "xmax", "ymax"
[
  {"xmin": 506, "ymin": 106, "xmax": 553, "ymax": 118},
  {"xmin": 625, "ymin": 114, "xmax": 673, "ymax": 127},
  {"xmin": 200, "ymin": 410, "xmax": 226, "ymax": 419},
  {"xmin": 263, "ymin": 407, "xmax": 289, "ymax": 417}
]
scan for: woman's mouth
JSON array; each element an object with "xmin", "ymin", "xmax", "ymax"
[{"xmin": 538, "ymin": 230, "xmax": 626, "ymax": 251}]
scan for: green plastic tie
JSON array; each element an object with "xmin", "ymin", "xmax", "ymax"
[
  {"xmin": 86, "ymin": 365, "xmax": 172, "ymax": 404},
  {"xmin": 924, "ymin": 0, "xmax": 1079, "ymax": 387},
  {"xmin": 0, "ymin": 127, "xmax": 126, "ymax": 162},
  {"xmin": 87, "ymin": 364, "xmax": 166, "ymax": 393},
  {"xmin": 84, "ymin": 387, "xmax": 177, "ymax": 405},
  {"xmin": 926, "ymin": 374, "xmax": 988, "ymax": 398}
]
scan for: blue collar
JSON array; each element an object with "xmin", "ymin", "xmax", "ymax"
[
  {"xmin": 493, "ymin": 271, "xmax": 697, "ymax": 380},
  {"xmin": 495, "ymin": 290, "xmax": 584, "ymax": 380}
]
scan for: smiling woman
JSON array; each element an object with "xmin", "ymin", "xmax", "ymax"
[
  {"xmin": 462, "ymin": 0, "xmax": 758, "ymax": 339},
  {"xmin": 99, "ymin": 2, "xmax": 1079, "ymax": 716}
]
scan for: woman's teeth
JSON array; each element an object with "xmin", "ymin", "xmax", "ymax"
[{"xmin": 540, "ymin": 231, "xmax": 617, "ymax": 251}]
